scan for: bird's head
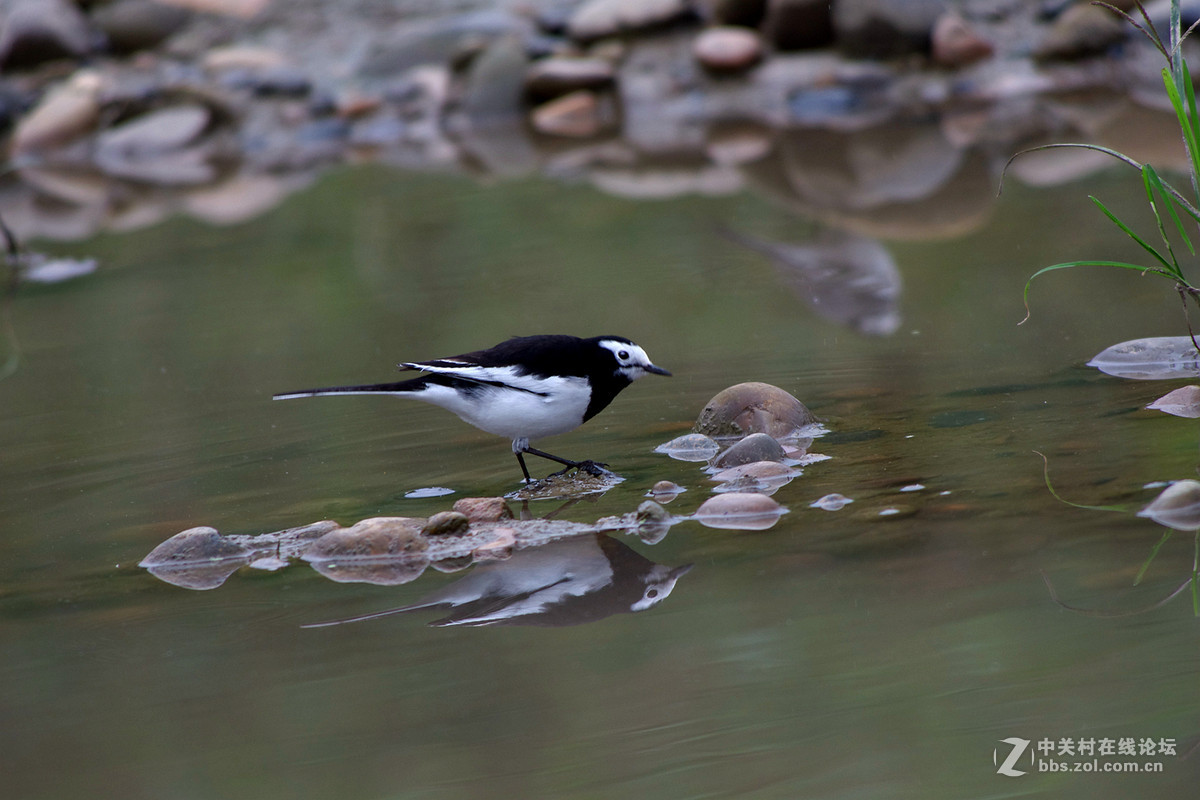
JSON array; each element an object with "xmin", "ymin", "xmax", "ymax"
[
  {"xmin": 630, "ymin": 563, "xmax": 693, "ymax": 612},
  {"xmin": 595, "ymin": 337, "xmax": 672, "ymax": 381}
]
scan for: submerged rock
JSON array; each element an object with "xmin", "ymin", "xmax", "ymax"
[
  {"xmin": 693, "ymin": 491, "xmax": 788, "ymax": 530},
  {"xmin": 693, "ymin": 382, "xmax": 816, "ymax": 439},
  {"xmin": 656, "ymin": 433, "xmax": 721, "ymax": 461},
  {"xmin": 710, "ymin": 432, "xmax": 787, "ymax": 468},
  {"xmin": 138, "ymin": 526, "xmax": 253, "ymax": 590},
  {"xmin": 1088, "ymin": 337, "xmax": 1200, "ymax": 380},
  {"xmin": 1145, "ymin": 385, "xmax": 1200, "ymax": 418}
]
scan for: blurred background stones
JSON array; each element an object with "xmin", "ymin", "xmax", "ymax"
[{"xmin": 0, "ymin": 0, "xmax": 1193, "ymax": 246}]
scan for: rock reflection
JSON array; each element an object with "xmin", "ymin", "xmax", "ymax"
[
  {"xmin": 304, "ymin": 533, "xmax": 692, "ymax": 628},
  {"xmin": 139, "ymin": 497, "xmax": 685, "ymax": 592},
  {"xmin": 0, "ymin": 0, "xmax": 1188, "ymax": 307},
  {"xmin": 721, "ymin": 228, "xmax": 901, "ymax": 335}
]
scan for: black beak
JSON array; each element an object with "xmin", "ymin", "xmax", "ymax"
[{"xmin": 645, "ymin": 364, "xmax": 672, "ymax": 376}]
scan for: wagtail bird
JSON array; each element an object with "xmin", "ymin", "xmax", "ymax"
[
  {"xmin": 303, "ymin": 533, "xmax": 694, "ymax": 628},
  {"xmin": 273, "ymin": 334, "xmax": 671, "ymax": 482}
]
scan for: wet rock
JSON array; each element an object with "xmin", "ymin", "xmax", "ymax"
[
  {"xmin": 1146, "ymin": 385, "xmax": 1200, "ymax": 418},
  {"xmin": 705, "ymin": 120, "xmax": 773, "ymax": 165},
  {"xmin": 303, "ymin": 517, "xmax": 428, "ymax": 559},
  {"xmin": 567, "ymin": 0, "xmax": 695, "ymax": 41},
  {"xmin": 810, "ymin": 493, "xmax": 853, "ymax": 510},
  {"xmin": 655, "ymin": 432, "xmax": 721, "ymax": 461},
  {"xmin": 140, "ymin": 526, "xmax": 250, "ymax": 566},
  {"xmin": 1034, "ymin": 2, "xmax": 1126, "ymax": 61},
  {"xmin": 647, "ymin": 480, "xmax": 686, "ymax": 501},
  {"xmin": 0, "ymin": 0, "xmax": 94, "ymax": 70},
  {"xmin": 710, "ymin": 433, "xmax": 787, "ymax": 468},
  {"xmin": 422, "ymin": 511, "xmax": 470, "ymax": 537},
  {"xmin": 762, "ymin": 0, "xmax": 835, "ymax": 50},
  {"xmin": 693, "ymin": 492, "xmax": 788, "ymax": 530},
  {"xmin": 303, "ymin": 517, "xmax": 430, "ymax": 585},
  {"xmin": 138, "ymin": 526, "xmax": 252, "ymax": 590},
  {"xmin": 693, "ymin": 26, "xmax": 764, "ymax": 72},
  {"xmin": 10, "ymin": 70, "xmax": 104, "ymax": 155},
  {"xmin": 452, "ymin": 496, "xmax": 514, "ymax": 522},
  {"xmin": 931, "ymin": 12, "xmax": 994, "ymax": 67},
  {"xmin": 711, "ymin": 460, "xmax": 796, "ymax": 493},
  {"xmin": 1087, "ymin": 337, "xmax": 1200, "ymax": 380},
  {"xmin": 184, "ymin": 175, "xmax": 291, "ymax": 226},
  {"xmin": 525, "ymin": 56, "xmax": 616, "ymax": 100},
  {"xmin": 1138, "ymin": 480, "xmax": 1200, "ymax": 530},
  {"xmin": 637, "ymin": 499, "xmax": 671, "ymax": 524},
  {"xmin": 833, "ymin": 0, "xmax": 946, "ymax": 59},
  {"xmin": 97, "ymin": 105, "xmax": 211, "ymax": 156},
  {"xmin": 202, "ymin": 45, "xmax": 288, "ymax": 72},
  {"xmin": 361, "ymin": 10, "xmax": 530, "ymax": 78},
  {"xmin": 531, "ymin": 89, "xmax": 613, "ymax": 137},
  {"xmin": 91, "ymin": 0, "xmax": 192, "ymax": 55},
  {"xmin": 636, "ymin": 499, "xmax": 673, "ymax": 543},
  {"xmin": 474, "ymin": 527, "xmax": 517, "ymax": 559},
  {"xmin": 93, "ymin": 104, "xmax": 216, "ymax": 185},
  {"xmin": 693, "ymin": 382, "xmax": 816, "ymax": 439}
]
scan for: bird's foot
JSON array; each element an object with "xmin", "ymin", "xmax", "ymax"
[{"xmin": 549, "ymin": 459, "xmax": 611, "ymax": 479}]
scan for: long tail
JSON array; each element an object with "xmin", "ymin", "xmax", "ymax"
[{"xmin": 273, "ymin": 378, "xmax": 424, "ymax": 400}]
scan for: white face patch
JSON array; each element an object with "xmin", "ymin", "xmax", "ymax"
[{"xmin": 597, "ymin": 339, "xmax": 657, "ymax": 380}]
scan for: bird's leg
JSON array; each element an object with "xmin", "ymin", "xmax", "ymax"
[
  {"xmin": 512, "ymin": 437, "xmax": 609, "ymax": 480},
  {"xmin": 515, "ymin": 451, "xmax": 533, "ymax": 483},
  {"xmin": 523, "ymin": 446, "xmax": 609, "ymax": 477}
]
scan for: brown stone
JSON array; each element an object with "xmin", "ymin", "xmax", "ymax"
[{"xmin": 693, "ymin": 26, "xmax": 764, "ymax": 72}]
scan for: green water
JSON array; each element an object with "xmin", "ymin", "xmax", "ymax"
[{"xmin": 2, "ymin": 167, "xmax": 1198, "ymax": 798}]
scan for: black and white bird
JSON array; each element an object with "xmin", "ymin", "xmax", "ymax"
[
  {"xmin": 273, "ymin": 334, "xmax": 671, "ymax": 482},
  {"xmin": 302, "ymin": 533, "xmax": 694, "ymax": 628}
]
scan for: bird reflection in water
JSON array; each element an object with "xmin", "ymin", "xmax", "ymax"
[{"xmin": 304, "ymin": 533, "xmax": 692, "ymax": 628}]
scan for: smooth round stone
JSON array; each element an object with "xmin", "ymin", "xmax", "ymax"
[
  {"xmin": 10, "ymin": 71, "xmax": 104, "ymax": 154},
  {"xmin": 647, "ymin": 480, "xmax": 686, "ymax": 501},
  {"xmin": 712, "ymin": 460, "xmax": 794, "ymax": 482},
  {"xmin": 568, "ymin": 0, "xmax": 692, "ymax": 41},
  {"xmin": 693, "ymin": 26, "xmax": 764, "ymax": 72},
  {"xmin": 525, "ymin": 56, "xmax": 615, "ymax": 99},
  {"xmin": 1146, "ymin": 385, "xmax": 1200, "ymax": 418},
  {"xmin": 303, "ymin": 517, "xmax": 428, "ymax": 560},
  {"xmin": 656, "ymin": 433, "xmax": 721, "ymax": 462},
  {"xmin": 710, "ymin": 433, "xmax": 786, "ymax": 469},
  {"xmin": 139, "ymin": 526, "xmax": 249, "ymax": 566},
  {"xmin": 452, "ymin": 496, "xmax": 514, "ymax": 522},
  {"xmin": 693, "ymin": 492, "xmax": 787, "ymax": 531},
  {"xmin": 931, "ymin": 12, "xmax": 994, "ymax": 67},
  {"xmin": 810, "ymin": 493, "xmax": 853, "ymax": 511},
  {"xmin": 693, "ymin": 382, "xmax": 815, "ymax": 439},
  {"xmin": 421, "ymin": 511, "xmax": 470, "ymax": 537},
  {"xmin": 92, "ymin": 0, "xmax": 192, "ymax": 54}
]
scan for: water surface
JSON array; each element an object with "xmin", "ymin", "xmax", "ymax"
[{"xmin": 2, "ymin": 168, "xmax": 1198, "ymax": 799}]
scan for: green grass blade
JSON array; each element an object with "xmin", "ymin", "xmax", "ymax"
[
  {"xmin": 1021, "ymin": 260, "xmax": 1178, "ymax": 323},
  {"xmin": 1089, "ymin": 195, "xmax": 1180, "ymax": 276},
  {"xmin": 1144, "ymin": 165, "xmax": 1195, "ymax": 255}
]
